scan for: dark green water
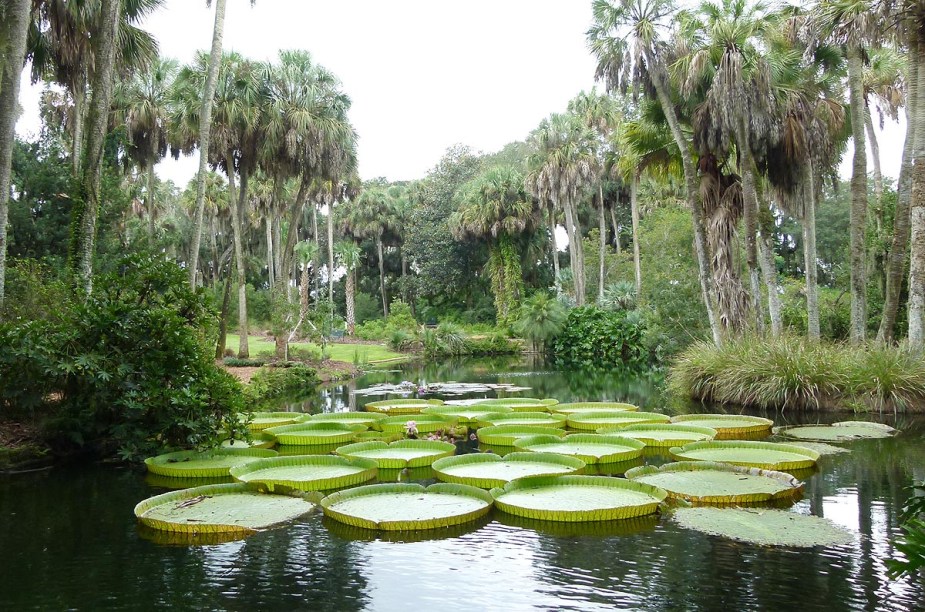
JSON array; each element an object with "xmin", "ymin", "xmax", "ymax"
[{"xmin": 2, "ymin": 357, "xmax": 923, "ymax": 611}]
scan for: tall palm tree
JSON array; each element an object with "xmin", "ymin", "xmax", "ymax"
[
  {"xmin": 293, "ymin": 239, "xmax": 318, "ymax": 324},
  {"xmin": 452, "ymin": 166, "xmax": 539, "ymax": 326},
  {"xmin": 344, "ymin": 186, "xmax": 394, "ymax": 317},
  {"xmin": 334, "ymin": 241, "xmax": 362, "ymax": 335}
]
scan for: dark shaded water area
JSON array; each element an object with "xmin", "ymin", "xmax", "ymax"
[{"xmin": 2, "ymin": 357, "xmax": 924, "ymax": 611}]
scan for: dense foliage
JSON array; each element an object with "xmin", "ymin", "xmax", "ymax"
[{"xmin": 551, "ymin": 306, "xmax": 650, "ymax": 370}]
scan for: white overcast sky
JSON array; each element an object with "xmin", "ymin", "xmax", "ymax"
[{"xmin": 15, "ymin": 0, "xmax": 904, "ymax": 187}]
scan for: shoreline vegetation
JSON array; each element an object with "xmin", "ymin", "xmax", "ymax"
[{"xmin": 669, "ymin": 336, "xmax": 925, "ymax": 413}]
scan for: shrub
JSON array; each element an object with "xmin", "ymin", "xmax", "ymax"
[
  {"xmin": 550, "ymin": 307, "xmax": 650, "ymax": 370},
  {"xmin": 245, "ymin": 364, "xmax": 319, "ymax": 405}
]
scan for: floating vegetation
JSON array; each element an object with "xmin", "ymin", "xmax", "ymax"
[
  {"xmin": 354, "ymin": 382, "xmax": 530, "ymax": 397},
  {"xmin": 276, "ymin": 443, "xmax": 343, "ymax": 456},
  {"xmin": 144, "ymin": 449, "xmax": 278, "ymax": 478},
  {"xmin": 670, "ymin": 414, "xmax": 773, "ymax": 438},
  {"xmin": 784, "ymin": 441, "xmax": 851, "ymax": 456},
  {"xmin": 308, "ymin": 412, "xmax": 386, "ymax": 428},
  {"xmin": 669, "ymin": 440, "xmax": 820, "ymax": 471},
  {"xmin": 264, "ymin": 422, "xmax": 367, "ymax": 446},
  {"xmin": 495, "ymin": 512, "xmax": 659, "ymax": 538},
  {"xmin": 490, "ymin": 475, "xmax": 667, "ymax": 522},
  {"xmin": 552, "ymin": 402, "xmax": 640, "ymax": 414},
  {"xmin": 625, "ymin": 461, "xmax": 803, "ymax": 505},
  {"xmin": 605, "ymin": 424, "xmax": 717, "ymax": 447},
  {"xmin": 353, "ymin": 431, "xmax": 404, "ymax": 443},
  {"xmin": 474, "ymin": 398, "xmax": 559, "ymax": 411},
  {"xmin": 432, "ymin": 452, "xmax": 585, "ymax": 489},
  {"xmin": 320, "ymin": 483, "xmax": 494, "ymax": 531},
  {"xmin": 220, "ymin": 432, "xmax": 276, "ymax": 450},
  {"xmin": 229, "ymin": 455, "xmax": 378, "ymax": 492},
  {"xmin": 671, "ymin": 507, "xmax": 855, "ymax": 547},
  {"xmin": 377, "ymin": 414, "xmax": 458, "ymax": 434},
  {"xmin": 513, "ymin": 434, "xmax": 645, "ymax": 464},
  {"xmin": 375, "ymin": 466, "xmax": 436, "ymax": 483},
  {"xmin": 777, "ymin": 421, "xmax": 897, "ymax": 442},
  {"xmin": 246, "ymin": 411, "xmax": 308, "ymax": 431},
  {"xmin": 567, "ymin": 410, "xmax": 670, "ymax": 430},
  {"xmin": 581, "ymin": 457, "xmax": 645, "ymax": 476},
  {"xmin": 335, "ymin": 440, "xmax": 456, "ymax": 469},
  {"xmin": 476, "ymin": 425, "xmax": 568, "ymax": 446},
  {"xmin": 363, "ymin": 399, "xmax": 444, "ymax": 415},
  {"xmin": 134, "ymin": 483, "xmax": 316, "ymax": 535},
  {"xmin": 422, "ymin": 405, "xmax": 513, "ymax": 426},
  {"xmin": 476, "ymin": 412, "xmax": 568, "ymax": 428}
]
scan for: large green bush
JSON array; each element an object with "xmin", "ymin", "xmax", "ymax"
[
  {"xmin": 551, "ymin": 307, "xmax": 649, "ymax": 370},
  {"xmin": 0, "ymin": 255, "xmax": 247, "ymax": 460}
]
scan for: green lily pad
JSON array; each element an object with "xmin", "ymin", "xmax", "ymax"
[
  {"xmin": 784, "ymin": 441, "xmax": 851, "ymax": 456},
  {"xmin": 475, "ymin": 397, "xmax": 559, "ymax": 408},
  {"xmin": 335, "ymin": 440, "xmax": 457, "ymax": 469},
  {"xmin": 308, "ymin": 412, "xmax": 386, "ymax": 428},
  {"xmin": 378, "ymin": 414, "xmax": 458, "ymax": 434},
  {"xmin": 229, "ymin": 455, "xmax": 378, "ymax": 492},
  {"xmin": 264, "ymin": 422, "xmax": 367, "ymax": 445},
  {"xmin": 144, "ymin": 448, "xmax": 278, "ymax": 478},
  {"xmin": 375, "ymin": 466, "xmax": 436, "ymax": 483},
  {"xmin": 145, "ymin": 473, "xmax": 234, "ymax": 490},
  {"xmin": 276, "ymin": 443, "xmax": 344, "ymax": 456},
  {"xmin": 625, "ymin": 461, "xmax": 803, "ymax": 504},
  {"xmin": 596, "ymin": 423, "xmax": 716, "ymax": 446},
  {"xmin": 353, "ymin": 431, "xmax": 404, "ymax": 443},
  {"xmin": 363, "ymin": 399, "xmax": 444, "ymax": 415},
  {"xmin": 476, "ymin": 412, "xmax": 568, "ymax": 428},
  {"xmin": 246, "ymin": 411, "xmax": 308, "ymax": 431},
  {"xmin": 220, "ymin": 432, "xmax": 276, "ymax": 450},
  {"xmin": 513, "ymin": 433, "xmax": 645, "ymax": 464},
  {"xmin": 671, "ymin": 414, "xmax": 773, "ymax": 438},
  {"xmin": 669, "ymin": 440, "xmax": 820, "ymax": 471},
  {"xmin": 777, "ymin": 421, "xmax": 896, "ymax": 442},
  {"xmin": 671, "ymin": 507, "xmax": 855, "ymax": 547},
  {"xmin": 581, "ymin": 457, "xmax": 645, "ymax": 476},
  {"xmin": 551, "ymin": 402, "xmax": 639, "ymax": 414},
  {"xmin": 422, "ymin": 405, "xmax": 513, "ymax": 425},
  {"xmin": 320, "ymin": 483, "xmax": 494, "ymax": 531},
  {"xmin": 476, "ymin": 425, "xmax": 568, "ymax": 446},
  {"xmin": 567, "ymin": 411, "xmax": 670, "ymax": 430},
  {"xmin": 432, "ymin": 452, "xmax": 585, "ymax": 488},
  {"xmin": 490, "ymin": 475, "xmax": 667, "ymax": 522},
  {"xmin": 494, "ymin": 512, "xmax": 658, "ymax": 537},
  {"xmin": 134, "ymin": 483, "xmax": 316, "ymax": 534}
]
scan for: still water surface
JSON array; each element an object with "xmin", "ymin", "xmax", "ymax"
[{"xmin": 1, "ymin": 357, "xmax": 923, "ymax": 611}]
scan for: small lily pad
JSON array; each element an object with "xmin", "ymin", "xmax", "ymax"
[
  {"xmin": 625, "ymin": 461, "xmax": 803, "ymax": 504},
  {"xmin": 363, "ymin": 399, "xmax": 444, "ymax": 415},
  {"xmin": 597, "ymin": 423, "xmax": 716, "ymax": 447},
  {"xmin": 669, "ymin": 440, "xmax": 820, "ymax": 471},
  {"xmin": 671, "ymin": 414, "xmax": 773, "ymax": 438},
  {"xmin": 378, "ymin": 414, "xmax": 458, "ymax": 434},
  {"xmin": 265, "ymin": 422, "xmax": 367, "ymax": 445},
  {"xmin": 229, "ymin": 455, "xmax": 378, "ymax": 492},
  {"xmin": 777, "ymin": 421, "xmax": 896, "ymax": 442},
  {"xmin": 552, "ymin": 402, "xmax": 639, "ymax": 414},
  {"xmin": 335, "ymin": 440, "xmax": 457, "ymax": 469},
  {"xmin": 567, "ymin": 411, "xmax": 670, "ymax": 430},
  {"xmin": 477, "ymin": 425, "xmax": 569, "ymax": 446},
  {"xmin": 432, "ymin": 452, "xmax": 585, "ymax": 488},
  {"xmin": 144, "ymin": 449, "xmax": 278, "ymax": 478},
  {"xmin": 671, "ymin": 507, "xmax": 855, "ymax": 547},
  {"xmin": 513, "ymin": 433, "xmax": 645, "ymax": 464},
  {"xmin": 476, "ymin": 412, "xmax": 568, "ymax": 428}
]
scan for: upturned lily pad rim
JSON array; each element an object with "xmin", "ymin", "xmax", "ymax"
[
  {"xmin": 144, "ymin": 448, "xmax": 278, "ymax": 478},
  {"xmin": 670, "ymin": 413, "xmax": 774, "ymax": 433},
  {"xmin": 490, "ymin": 475, "xmax": 667, "ymax": 522},
  {"xmin": 476, "ymin": 412, "xmax": 568, "ymax": 428},
  {"xmin": 432, "ymin": 452, "xmax": 586, "ymax": 488},
  {"xmin": 228, "ymin": 455, "xmax": 378, "ymax": 492},
  {"xmin": 477, "ymin": 425, "xmax": 569, "ymax": 446},
  {"xmin": 567, "ymin": 410, "xmax": 671, "ymax": 430},
  {"xmin": 474, "ymin": 397, "xmax": 559, "ymax": 406},
  {"xmin": 309, "ymin": 412, "xmax": 386, "ymax": 423},
  {"xmin": 597, "ymin": 423, "xmax": 717, "ymax": 447},
  {"xmin": 422, "ymin": 405, "xmax": 513, "ymax": 423},
  {"xmin": 552, "ymin": 402, "xmax": 640, "ymax": 414},
  {"xmin": 134, "ymin": 483, "xmax": 316, "ymax": 535},
  {"xmin": 221, "ymin": 432, "xmax": 276, "ymax": 450},
  {"xmin": 246, "ymin": 411, "xmax": 309, "ymax": 430},
  {"xmin": 625, "ymin": 460, "xmax": 804, "ymax": 504},
  {"xmin": 513, "ymin": 433, "xmax": 645, "ymax": 464},
  {"xmin": 320, "ymin": 482, "xmax": 494, "ymax": 531},
  {"xmin": 363, "ymin": 399, "xmax": 445, "ymax": 414},
  {"xmin": 669, "ymin": 440, "xmax": 820, "ymax": 470},
  {"xmin": 264, "ymin": 422, "xmax": 368, "ymax": 445},
  {"xmin": 335, "ymin": 439, "xmax": 457, "ymax": 468},
  {"xmin": 377, "ymin": 414, "xmax": 459, "ymax": 433}
]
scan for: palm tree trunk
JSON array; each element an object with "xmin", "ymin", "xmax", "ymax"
[
  {"xmin": 215, "ymin": 267, "xmax": 232, "ymax": 359},
  {"xmin": 804, "ymin": 160, "xmax": 821, "ymax": 341},
  {"xmin": 0, "ymin": 0, "xmax": 30, "ymax": 309},
  {"xmin": 273, "ymin": 215, "xmax": 282, "ymax": 287},
  {"xmin": 71, "ymin": 0, "xmax": 121, "ymax": 294},
  {"xmin": 847, "ymin": 44, "xmax": 869, "ymax": 344},
  {"xmin": 631, "ymin": 172, "xmax": 642, "ymax": 299},
  {"xmin": 738, "ymin": 131, "xmax": 762, "ymax": 333},
  {"xmin": 610, "ymin": 205, "xmax": 621, "ymax": 253},
  {"xmin": 146, "ymin": 159, "xmax": 157, "ymax": 243},
  {"xmin": 644, "ymin": 49, "xmax": 722, "ymax": 346},
  {"xmin": 189, "ymin": 0, "xmax": 226, "ymax": 289},
  {"xmin": 562, "ymin": 197, "xmax": 585, "ymax": 305},
  {"xmin": 548, "ymin": 199, "xmax": 560, "ymax": 287},
  {"xmin": 265, "ymin": 216, "xmax": 274, "ymax": 289},
  {"xmin": 908, "ymin": 40, "xmax": 925, "ymax": 348},
  {"xmin": 377, "ymin": 235, "xmax": 389, "ymax": 317},
  {"xmin": 598, "ymin": 185, "xmax": 606, "ymax": 303},
  {"xmin": 866, "ymin": 106, "xmax": 887, "ymax": 296},
  {"xmin": 345, "ymin": 268, "xmax": 356, "ymax": 335},
  {"xmin": 210, "ymin": 216, "xmax": 219, "ymax": 287},
  {"xmin": 226, "ymin": 154, "xmax": 249, "ymax": 358},
  {"xmin": 311, "ymin": 200, "xmax": 320, "ymax": 303},
  {"xmin": 71, "ymin": 83, "xmax": 86, "ymax": 176},
  {"xmin": 327, "ymin": 194, "xmax": 335, "ymax": 311},
  {"xmin": 879, "ymin": 47, "xmax": 917, "ymax": 343},
  {"xmin": 757, "ymin": 198, "xmax": 782, "ymax": 336}
]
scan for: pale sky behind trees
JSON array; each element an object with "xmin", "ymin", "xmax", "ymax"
[{"xmin": 15, "ymin": 0, "xmax": 904, "ymax": 187}]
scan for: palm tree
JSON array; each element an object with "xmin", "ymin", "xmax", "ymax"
[
  {"xmin": 514, "ymin": 292, "xmax": 567, "ymax": 353},
  {"xmin": 294, "ymin": 239, "xmax": 318, "ymax": 323},
  {"xmin": 451, "ymin": 166, "xmax": 539, "ymax": 326},
  {"xmin": 344, "ymin": 186, "xmax": 394, "ymax": 317},
  {"xmin": 335, "ymin": 241, "xmax": 362, "ymax": 335},
  {"xmin": 0, "ymin": 0, "xmax": 31, "ymax": 309}
]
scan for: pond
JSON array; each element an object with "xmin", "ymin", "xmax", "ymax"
[{"xmin": 1, "ymin": 357, "xmax": 923, "ymax": 610}]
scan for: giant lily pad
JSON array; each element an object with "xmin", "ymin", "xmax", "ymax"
[
  {"xmin": 276, "ymin": 443, "xmax": 343, "ymax": 456},
  {"xmin": 625, "ymin": 461, "xmax": 803, "ymax": 504},
  {"xmin": 490, "ymin": 475, "xmax": 667, "ymax": 522},
  {"xmin": 264, "ymin": 422, "xmax": 367, "ymax": 445},
  {"xmin": 513, "ymin": 433, "xmax": 645, "ymax": 464},
  {"xmin": 335, "ymin": 440, "xmax": 456, "ymax": 469},
  {"xmin": 495, "ymin": 512, "xmax": 658, "ymax": 538},
  {"xmin": 599, "ymin": 423, "xmax": 717, "ymax": 447},
  {"xmin": 144, "ymin": 448, "xmax": 278, "ymax": 478},
  {"xmin": 378, "ymin": 414, "xmax": 458, "ymax": 434},
  {"xmin": 669, "ymin": 440, "xmax": 820, "ymax": 471},
  {"xmin": 134, "ymin": 483, "xmax": 316, "ymax": 534},
  {"xmin": 476, "ymin": 412, "xmax": 568, "ymax": 428},
  {"xmin": 671, "ymin": 507, "xmax": 855, "ymax": 547},
  {"xmin": 229, "ymin": 455, "xmax": 378, "ymax": 492},
  {"xmin": 246, "ymin": 411, "xmax": 308, "ymax": 431},
  {"xmin": 473, "ymin": 398, "xmax": 558, "ymax": 412},
  {"xmin": 320, "ymin": 483, "xmax": 493, "ymax": 531},
  {"xmin": 363, "ymin": 399, "xmax": 444, "ymax": 415},
  {"xmin": 567, "ymin": 410, "xmax": 670, "ymax": 431},
  {"xmin": 671, "ymin": 414, "xmax": 773, "ymax": 438},
  {"xmin": 476, "ymin": 425, "xmax": 568, "ymax": 446},
  {"xmin": 308, "ymin": 412, "xmax": 386, "ymax": 428},
  {"xmin": 422, "ymin": 404, "xmax": 512, "ymax": 426},
  {"xmin": 432, "ymin": 452, "xmax": 585, "ymax": 489},
  {"xmin": 777, "ymin": 421, "xmax": 897, "ymax": 442},
  {"xmin": 220, "ymin": 432, "xmax": 276, "ymax": 450},
  {"xmin": 552, "ymin": 402, "xmax": 639, "ymax": 414}
]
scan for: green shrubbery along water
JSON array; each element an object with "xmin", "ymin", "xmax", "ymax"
[
  {"xmin": 670, "ymin": 335, "xmax": 925, "ymax": 412},
  {"xmin": 551, "ymin": 306, "xmax": 651, "ymax": 371},
  {"xmin": 244, "ymin": 364, "xmax": 320, "ymax": 406}
]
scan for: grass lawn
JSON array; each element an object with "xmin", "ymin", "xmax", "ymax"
[{"xmin": 224, "ymin": 334, "xmax": 404, "ymax": 363}]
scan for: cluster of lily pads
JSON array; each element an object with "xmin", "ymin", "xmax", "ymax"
[{"xmin": 135, "ymin": 397, "xmax": 896, "ymax": 548}]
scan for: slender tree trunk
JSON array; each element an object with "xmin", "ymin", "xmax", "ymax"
[
  {"xmin": 847, "ymin": 45, "xmax": 869, "ymax": 344},
  {"xmin": 630, "ymin": 173, "xmax": 642, "ymax": 298},
  {"xmin": 598, "ymin": 185, "xmax": 606, "ymax": 303},
  {"xmin": 210, "ymin": 216, "xmax": 219, "ymax": 287},
  {"xmin": 909, "ymin": 42, "xmax": 925, "ymax": 348},
  {"xmin": 71, "ymin": 0, "xmax": 121, "ymax": 294},
  {"xmin": 757, "ymin": 199, "xmax": 782, "ymax": 336},
  {"xmin": 215, "ymin": 267, "xmax": 233, "ymax": 359},
  {"xmin": 189, "ymin": 0, "xmax": 226, "ymax": 288},
  {"xmin": 272, "ymin": 215, "xmax": 282, "ymax": 287},
  {"xmin": 0, "ymin": 0, "xmax": 30, "ymax": 310},
  {"xmin": 610, "ymin": 205, "xmax": 621, "ymax": 253},
  {"xmin": 265, "ymin": 216, "xmax": 274, "ymax": 289},
  {"xmin": 548, "ymin": 199, "xmax": 560, "ymax": 288},
  {"xmin": 644, "ymin": 49, "xmax": 722, "ymax": 346},
  {"xmin": 327, "ymin": 194, "xmax": 335, "ymax": 311},
  {"xmin": 146, "ymin": 159, "xmax": 157, "ymax": 243},
  {"xmin": 71, "ymin": 84, "xmax": 86, "ymax": 176},
  {"xmin": 226, "ymin": 155, "xmax": 249, "ymax": 357},
  {"xmin": 880, "ymin": 46, "xmax": 917, "ymax": 343},
  {"xmin": 300, "ymin": 263, "xmax": 309, "ymax": 319},
  {"xmin": 866, "ymin": 106, "xmax": 887, "ymax": 296},
  {"xmin": 738, "ymin": 129, "xmax": 761, "ymax": 333},
  {"xmin": 804, "ymin": 160, "xmax": 821, "ymax": 341},
  {"xmin": 562, "ymin": 198, "xmax": 584, "ymax": 305},
  {"xmin": 311, "ymin": 200, "xmax": 320, "ymax": 302},
  {"xmin": 345, "ymin": 268, "xmax": 356, "ymax": 335},
  {"xmin": 377, "ymin": 235, "xmax": 389, "ymax": 317}
]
